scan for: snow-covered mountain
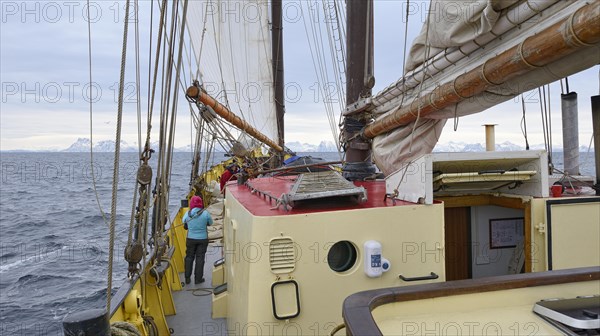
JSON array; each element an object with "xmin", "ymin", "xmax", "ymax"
[
  {"xmin": 316, "ymin": 141, "xmax": 338, "ymax": 152},
  {"xmin": 63, "ymin": 138, "xmax": 139, "ymax": 152},
  {"xmin": 286, "ymin": 141, "xmax": 316, "ymax": 152},
  {"xmin": 62, "ymin": 138, "xmax": 92, "ymax": 152}
]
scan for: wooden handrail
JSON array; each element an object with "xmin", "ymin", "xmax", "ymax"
[{"xmin": 342, "ymin": 267, "xmax": 600, "ymax": 336}]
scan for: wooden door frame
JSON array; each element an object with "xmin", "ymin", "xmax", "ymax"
[{"xmin": 437, "ymin": 195, "xmax": 532, "ymax": 272}]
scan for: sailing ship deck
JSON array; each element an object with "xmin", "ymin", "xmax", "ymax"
[{"xmin": 166, "ymin": 245, "xmax": 226, "ymax": 336}]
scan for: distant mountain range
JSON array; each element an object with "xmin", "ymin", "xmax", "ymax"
[
  {"xmin": 431, "ymin": 140, "xmax": 594, "ymax": 153},
  {"xmin": 2, "ymin": 138, "xmax": 594, "ymax": 153},
  {"xmin": 285, "ymin": 141, "xmax": 339, "ymax": 152}
]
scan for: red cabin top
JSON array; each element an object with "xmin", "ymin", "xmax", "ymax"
[{"xmin": 226, "ymin": 176, "xmax": 417, "ymax": 217}]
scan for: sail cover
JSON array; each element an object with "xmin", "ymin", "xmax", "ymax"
[
  {"xmin": 406, "ymin": 0, "xmax": 519, "ymax": 72},
  {"xmin": 370, "ymin": 0, "xmax": 600, "ymax": 175},
  {"xmin": 186, "ymin": 0, "xmax": 278, "ymax": 144}
]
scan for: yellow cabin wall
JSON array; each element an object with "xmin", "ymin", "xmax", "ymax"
[
  {"xmin": 224, "ymin": 192, "xmax": 446, "ymax": 335},
  {"xmin": 530, "ymin": 198, "xmax": 548, "ymax": 272}
]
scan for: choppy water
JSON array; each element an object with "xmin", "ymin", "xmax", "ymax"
[
  {"xmin": 0, "ymin": 151, "xmax": 595, "ymax": 334},
  {"xmin": 0, "ymin": 151, "xmax": 340, "ymax": 335}
]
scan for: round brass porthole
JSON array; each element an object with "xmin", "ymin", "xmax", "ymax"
[{"xmin": 327, "ymin": 241, "xmax": 357, "ymax": 272}]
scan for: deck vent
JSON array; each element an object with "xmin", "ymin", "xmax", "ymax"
[{"xmin": 269, "ymin": 237, "xmax": 296, "ymax": 274}]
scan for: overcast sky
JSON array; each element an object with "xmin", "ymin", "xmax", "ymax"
[{"xmin": 1, "ymin": 1, "xmax": 598, "ymax": 151}]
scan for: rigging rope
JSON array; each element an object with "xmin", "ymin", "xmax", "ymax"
[
  {"xmin": 546, "ymin": 85, "xmax": 553, "ymax": 160},
  {"xmin": 542, "ymin": 85, "xmax": 553, "ymax": 166},
  {"xmin": 397, "ymin": 0, "xmax": 411, "ymax": 114},
  {"xmin": 107, "ymin": 0, "xmax": 132, "ymax": 313},
  {"xmin": 301, "ymin": 1, "xmax": 343, "ymax": 158},
  {"xmin": 408, "ymin": 0, "xmax": 435, "ymax": 153},
  {"xmin": 323, "ymin": 0, "xmax": 346, "ymax": 157},
  {"xmin": 580, "ymin": 134, "xmax": 595, "ymax": 177},
  {"xmin": 538, "ymin": 87, "xmax": 552, "ymax": 169},
  {"xmin": 152, "ymin": 0, "xmax": 179, "ymax": 245},
  {"xmin": 193, "ymin": 1, "xmax": 211, "ymax": 81},
  {"xmin": 86, "ymin": 0, "xmax": 108, "ymax": 225},
  {"xmin": 146, "ymin": 0, "xmax": 168, "ymax": 147},
  {"xmin": 110, "ymin": 321, "xmax": 142, "ymax": 336},
  {"xmin": 146, "ymin": 0, "xmax": 154, "ymax": 127},
  {"xmin": 165, "ymin": 0, "xmax": 189, "ymax": 198},
  {"xmin": 135, "ymin": 0, "xmax": 142, "ymax": 156},
  {"xmin": 520, "ymin": 94, "xmax": 530, "ymax": 150}
]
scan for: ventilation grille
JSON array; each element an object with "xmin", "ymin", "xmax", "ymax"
[{"xmin": 269, "ymin": 238, "xmax": 296, "ymax": 274}]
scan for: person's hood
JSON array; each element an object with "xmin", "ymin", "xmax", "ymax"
[{"xmin": 190, "ymin": 196, "xmax": 203, "ymax": 209}]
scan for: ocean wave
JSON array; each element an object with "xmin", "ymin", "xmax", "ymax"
[
  {"xmin": 41, "ymin": 234, "xmax": 60, "ymax": 241},
  {"xmin": 46, "ymin": 209, "xmax": 69, "ymax": 216},
  {"xmin": 45, "ymin": 287, "xmax": 108, "ymax": 311},
  {"xmin": 16, "ymin": 274, "xmax": 72, "ymax": 285},
  {"xmin": 81, "ymin": 213, "xmax": 110, "ymax": 222},
  {"xmin": 0, "ymin": 245, "xmax": 69, "ymax": 273},
  {"xmin": 0, "ymin": 251, "xmax": 17, "ymax": 260},
  {"xmin": 0, "ymin": 254, "xmax": 41, "ymax": 273}
]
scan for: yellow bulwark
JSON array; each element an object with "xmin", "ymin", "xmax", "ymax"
[
  {"xmin": 108, "ymin": 148, "xmax": 271, "ymax": 335},
  {"xmin": 107, "ymin": 147, "xmax": 291, "ymax": 335},
  {"xmin": 109, "ymin": 207, "xmax": 188, "ymax": 335}
]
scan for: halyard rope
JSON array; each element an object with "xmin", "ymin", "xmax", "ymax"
[
  {"xmin": 86, "ymin": 0, "xmax": 108, "ymax": 225},
  {"xmin": 108, "ymin": 0, "xmax": 131, "ymax": 313}
]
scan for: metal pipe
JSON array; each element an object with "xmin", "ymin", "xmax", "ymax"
[
  {"xmin": 591, "ymin": 95, "xmax": 600, "ymax": 195},
  {"xmin": 363, "ymin": 2, "xmax": 600, "ymax": 139},
  {"xmin": 484, "ymin": 124, "xmax": 496, "ymax": 151},
  {"xmin": 561, "ymin": 92, "xmax": 580, "ymax": 175},
  {"xmin": 186, "ymin": 86, "xmax": 283, "ymax": 152}
]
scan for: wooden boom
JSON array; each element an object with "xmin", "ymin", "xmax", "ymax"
[
  {"xmin": 186, "ymin": 85, "xmax": 283, "ymax": 152},
  {"xmin": 363, "ymin": 1, "xmax": 600, "ymax": 139}
]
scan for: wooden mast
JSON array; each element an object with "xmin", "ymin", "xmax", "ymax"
[
  {"xmin": 363, "ymin": 1, "xmax": 600, "ymax": 139},
  {"xmin": 342, "ymin": 0, "xmax": 376, "ymax": 180},
  {"xmin": 272, "ymin": 0, "xmax": 285, "ymax": 149}
]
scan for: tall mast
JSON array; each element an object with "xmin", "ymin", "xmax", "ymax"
[
  {"xmin": 342, "ymin": 0, "xmax": 375, "ymax": 180},
  {"xmin": 272, "ymin": 0, "xmax": 285, "ymax": 149}
]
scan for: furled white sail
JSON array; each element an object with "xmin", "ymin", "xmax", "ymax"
[
  {"xmin": 369, "ymin": 0, "xmax": 600, "ymax": 175},
  {"xmin": 405, "ymin": 0, "xmax": 520, "ymax": 72},
  {"xmin": 185, "ymin": 0, "xmax": 278, "ymax": 144}
]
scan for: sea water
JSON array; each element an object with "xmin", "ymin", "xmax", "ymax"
[
  {"xmin": 0, "ymin": 151, "xmax": 340, "ymax": 334},
  {"xmin": 0, "ymin": 151, "xmax": 595, "ymax": 334}
]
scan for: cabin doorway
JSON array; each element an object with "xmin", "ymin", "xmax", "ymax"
[
  {"xmin": 444, "ymin": 207, "xmax": 471, "ymax": 280},
  {"xmin": 441, "ymin": 196, "xmax": 531, "ymax": 280}
]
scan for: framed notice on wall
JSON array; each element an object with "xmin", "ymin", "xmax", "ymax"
[{"xmin": 489, "ymin": 217, "xmax": 524, "ymax": 249}]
